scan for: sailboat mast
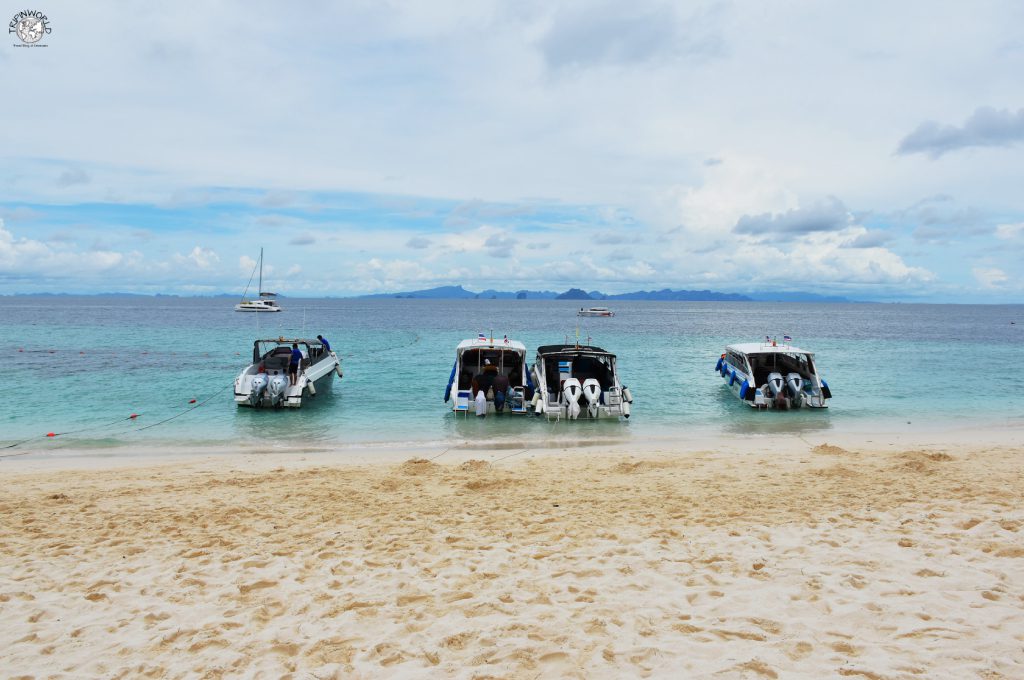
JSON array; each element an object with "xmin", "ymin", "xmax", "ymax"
[{"xmin": 258, "ymin": 247, "xmax": 263, "ymax": 295}]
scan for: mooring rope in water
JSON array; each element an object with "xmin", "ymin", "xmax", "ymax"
[
  {"xmin": 0, "ymin": 413, "xmax": 142, "ymax": 452},
  {"xmin": 0, "ymin": 381, "xmax": 234, "ymax": 456},
  {"xmin": 342, "ymin": 332, "xmax": 421, "ymax": 359},
  {"xmin": 3, "ymin": 332, "xmax": 418, "ymax": 456},
  {"xmin": 132, "ymin": 383, "xmax": 234, "ymax": 432}
]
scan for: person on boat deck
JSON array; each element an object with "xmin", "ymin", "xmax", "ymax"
[
  {"xmin": 475, "ymin": 359, "xmax": 496, "ymax": 396},
  {"xmin": 492, "ymin": 371, "xmax": 510, "ymax": 413},
  {"xmin": 316, "ymin": 334, "xmax": 331, "ymax": 353},
  {"xmin": 289, "ymin": 343, "xmax": 303, "ymax": 385},
  {"xmin": 474, "ymin": 388, "xmax": 487, "ymax": 417}
]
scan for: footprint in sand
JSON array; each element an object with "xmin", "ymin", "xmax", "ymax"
[
  {"xmin": 733, "ymin": 659, "xmax": 778, "ymax": 678},
  {"xmin": 238, "ymin": 580, "xmax": 277, "ymax": 594}
]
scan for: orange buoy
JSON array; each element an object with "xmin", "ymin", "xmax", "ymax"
[{"xmin": 46, "ymin": 432, "xmax": 56, "ymax": 437}]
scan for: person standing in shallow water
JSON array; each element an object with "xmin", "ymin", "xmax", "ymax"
[
  {"xmin": 289, "ymin": 343, "xmax": 303, "ymax": 386},
  {"xmin": 492, "ymin": 371, "xmax": 510, "ymax": 413},
  {"xmin": 475, "ymin": 388, "xmax": 487, "ymax": 417}
]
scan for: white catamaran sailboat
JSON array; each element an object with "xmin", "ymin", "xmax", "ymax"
[{"xmin": 235, "ymin": 248, "xmax": 282, "ymax": 312}]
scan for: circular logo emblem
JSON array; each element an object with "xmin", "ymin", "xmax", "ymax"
[
  {"xmin": 16, "ymin": 17, "xmax": 46, "ymax": 43},
  {"xmin": 8, "ymin": 10, "xmax": 51, "ymax": 45}
]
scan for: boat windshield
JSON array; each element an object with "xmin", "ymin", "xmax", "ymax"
[
  {"xmin": 251, "ymin": 340, "xmax": 326, "ymax": 365},
  {"xmin": 456, "ymin": 347, "xmax": 524, "ymax": 390},
  {"xmin": 540, "ymin": 351, "xmax": 616, "ymax": 392},
  {"xmin": 746, "ymin": 351, "xmax": 814, "ymax": 386}
]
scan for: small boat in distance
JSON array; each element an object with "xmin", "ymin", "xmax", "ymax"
[
  {"xmin": 531, "ymin": 342, "xmax": 631, "ymax": 420},
  {"xmin": 577, "ymin": 307, "xmax": 614, "ymax": 317},
  {"xmin": 234, "ymin": 337, "xmax": 342, "ymax": 408},
  {"xmin": 444, "ymin": 334, "xmax": 531, "ymax": 415},
  {"xmin": 716, "ymin": 338, "xmax": 831, "ymax": 409},
  {"xmin": 235, "ymin": 248, "xmax": 282, "ymax": 312}
]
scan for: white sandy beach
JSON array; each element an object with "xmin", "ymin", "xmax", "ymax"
[{"xmin": 2, "ymin": 434, "xmax": 1023, "ymax": 679}]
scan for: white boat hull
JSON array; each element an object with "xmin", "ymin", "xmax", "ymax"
[
  {"xmin": 531, "ymin": 348, "xmax": 631, "ymax": 420},
  {"xmin": 717, "ymin": 353, "xmax": 829, "ymax": 409},
  {"xmin": 235, "ymin": 351, "xmax": 342, "ymax": 408},
  {"xmin": 234, "ymin": 305, "xmax": 282, "ymax": 312}
]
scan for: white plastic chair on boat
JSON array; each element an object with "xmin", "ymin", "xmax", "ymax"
[{"xmin": 454, "ymin": 389, "xmax": 472, "ymax": 417}]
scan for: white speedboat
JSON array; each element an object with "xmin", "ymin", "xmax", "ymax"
[
  {"xmin": 531, "ymin": 343, "xmax": 632, "ymax": 420},
  {"xmin": 235, "ymin": 248, "xmax": 282, "ymax": 312},
  {"xmin": 234, "ymin": 337, "xmax": 342, "ymax": 408},
  {"xmin": 444, "ymin": 335, "xmax": 531, "ymax": 415},
  {"xmin": 577, "ymin": 307, "xmax": 614, "ymax": 317},
  {"xmin": 716, "ymin": 339, "xmax": 831, "ymax": 409}
]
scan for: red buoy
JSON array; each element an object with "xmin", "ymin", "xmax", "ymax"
[
  {"xmin": 129, "ymin": 413, "xmax": 139, "ymax": 419},
  {"xmin": 189, "ymin": 399, "xmax": 197, "ymax": 404},
  {"xmin": 46, "ymin": 432, "xmax": 56, "ymax": 437}
]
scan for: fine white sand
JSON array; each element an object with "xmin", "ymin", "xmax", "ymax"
[{"xmin": 2, "ymin": 437, "xmax": 1023, "ymax": 679}]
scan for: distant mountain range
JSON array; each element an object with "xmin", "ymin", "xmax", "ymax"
[
  {"xmin": 7, "ymin": 287, "xmax": 853, "ymax": 303},
  {"xmin": 355, "ymin": 285, "xmax": 851, "ymax": 302}
]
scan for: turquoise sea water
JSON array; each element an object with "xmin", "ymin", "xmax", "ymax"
[{"xmin": 2, "ymin": 297, "xmax": 1023, "ymax": 454}]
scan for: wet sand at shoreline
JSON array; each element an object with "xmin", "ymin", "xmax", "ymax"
[{"xmin": 2, "ymin": 438, "xmax": 1023, "ymax": 678}]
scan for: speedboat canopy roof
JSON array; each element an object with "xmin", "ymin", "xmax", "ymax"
[
  {"xmin": 456, "ymin": 338, "xmax": 527, "ymax": 353},
  {"xmin": 254, "ymin": 337, "xmax": 326, "ymax": 348},
  {"xmin": 727, "ymin": 342, "xmax": 814, "ymax": 357},
  {"xmin": 537, "ymin": 344, "xmax": 615, "ymax": 358}
]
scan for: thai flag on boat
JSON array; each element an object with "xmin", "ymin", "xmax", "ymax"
[
  {"xmin": 478, "ymin": 333, "xmax": 486, "ymax": 342},
  {"xmin": 503, "ymin": 334, "xmax": 509, "ymax": 345},
  {"xmin": 783, "ymin": 334, "xmax": 792, "ymax": 344},
  {"xmin": 765, "ymin": 335, "xmax": 771, "ymax": 344}
]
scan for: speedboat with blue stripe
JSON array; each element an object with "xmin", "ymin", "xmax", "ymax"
[
  {"xmin": 444, "ymin": 336, "xmax": 531, "ymax": 415},
  {"xmin": 716, "ymin": 341, "xmax": 831, "ymax": 409}
]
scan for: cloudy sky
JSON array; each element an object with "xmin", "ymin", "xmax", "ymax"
[{"xmin": 2, "ymin": 1, "xmax": 1023, "ymax": 301}]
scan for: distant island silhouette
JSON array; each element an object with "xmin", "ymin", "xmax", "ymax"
[{"xmin": 354, "ymin": 285, "xmax": 852, "ymax": 302}]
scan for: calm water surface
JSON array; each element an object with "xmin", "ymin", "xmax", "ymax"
[{"xmin": 2, "ymin": 297, "xmax": 1022, "ymax": 453}]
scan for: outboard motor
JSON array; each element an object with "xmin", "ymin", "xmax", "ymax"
[
  {"xmin": 581, "ymin": 379, "xmax": 601, "ymax": 419},
  {"xmin": 249, "ymin": 373, "xmax": 268, "ymax": 406},
  {"xmin": 267, "ymin": 374, "xmax": 288, "ymax": 407},
  {"xmin": 785, "ymin": 373, "xmax": 805, "ymax": 407},
  {"xmin": 765, "ymin": 372, "xmax": 785, "ymax": 398},
  {"xmin": 562, "ymin": 378, "xmax": 582, "ymax": 420}
]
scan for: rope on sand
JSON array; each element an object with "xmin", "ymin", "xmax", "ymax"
[{"xmin": 492, "ymin": 448, "xmax": 530, "ymax": 463}]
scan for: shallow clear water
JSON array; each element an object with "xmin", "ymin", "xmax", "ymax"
[{"xmin": 2, "ymin": 297, "xmax": 1022, "ymax": 452}]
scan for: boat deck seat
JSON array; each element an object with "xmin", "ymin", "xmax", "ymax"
[{"xmin": 263, "ymin": 356, "xmax": 289, "ymax": 371}]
